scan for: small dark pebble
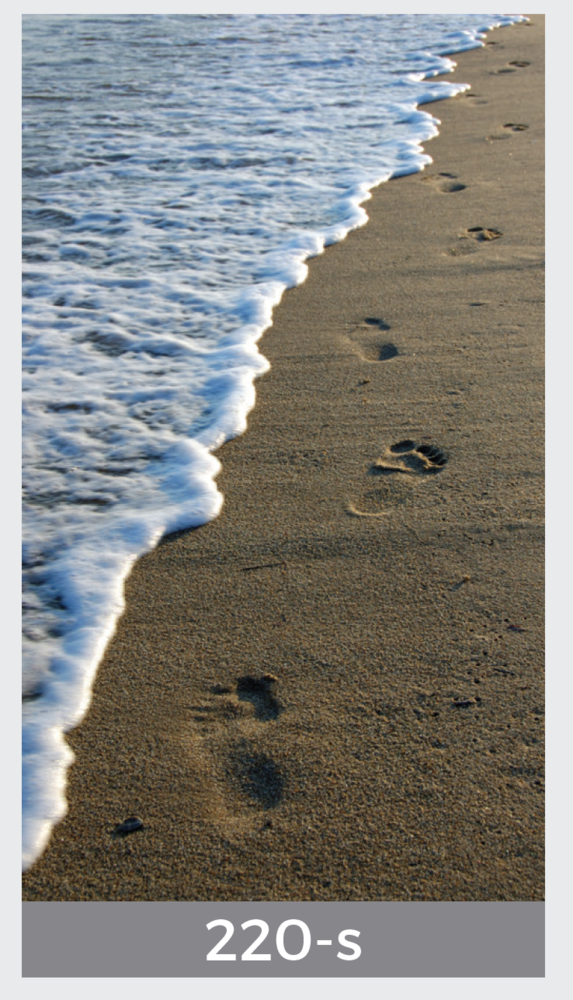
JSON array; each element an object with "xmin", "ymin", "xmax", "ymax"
[{"xmin": 115, "ymin": 816, "xmax": 144, "ymax": 835}]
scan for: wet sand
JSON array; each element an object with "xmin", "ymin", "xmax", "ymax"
[{"xmin": 23, "ymin": 16, "xmax": 544, "ymax": 901}]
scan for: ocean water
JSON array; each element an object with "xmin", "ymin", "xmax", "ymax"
[{"xmin": 22, "ymin": 12, "xmax": 527, "ymax": 870}]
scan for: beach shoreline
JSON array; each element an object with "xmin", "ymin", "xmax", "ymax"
[{"xmin": 23, "ymin": 15, "xmax": 544, "ymax": 901}]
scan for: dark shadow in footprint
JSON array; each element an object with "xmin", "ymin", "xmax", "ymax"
[
  {"xmin": 390, "ymin": 439, "xmax": 416, "ymax": 453},
  {"xmin": 377, "ymin": 343, "xmax": 399, "ymax": 361},
  {"xmin": 422, "ymin": 173, "xmax": 466, "ymax": 193},
  {"xmin": 503, "ymin": 122, "xmax": 529, "ymax": 131},
  {"xmin": 357, "ymin": 342, "xmax": 399, "ymax": 362},
  {"xmin": 416, "ymin": 443, "xmax": 447, "ymax": 466},
  {"xmin": 462, "ymin": 93, "xmax": 488, "ymax": 104},
  {"xmin": 509, "ymin": 60, "xmax": 530, "ymax": 67},
  {"xmin": 370, "ymin": 440, "xmax": 448, "ymax": 477},
  {"xmin": 237, "ymin": 674, "xmax": 281, "ymax": 720},
  {"xmin": 231, "ymin": 743, "xmax": 284, "ymax": 808},
  {"xmin": 364, "ymin": 317, "xmax": 391, "ymax": 331}
]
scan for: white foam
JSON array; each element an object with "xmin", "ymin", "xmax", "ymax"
[{"xmin": 22, "ymin": 12, "xmax": 528, "ymax": 870}]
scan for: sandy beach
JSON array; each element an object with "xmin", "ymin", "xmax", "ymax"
[{"xmin": 23, "ymin": 16, "xmax": 544, "ymax": 902}]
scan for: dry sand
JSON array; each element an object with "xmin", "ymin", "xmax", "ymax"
[{"xmin": 23, "ymin": 16, "xmax": 544, "ymax": 902}]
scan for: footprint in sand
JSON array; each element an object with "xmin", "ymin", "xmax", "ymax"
[
  {"xmin": 370, "ymin": 439, "xmax": 448, "ymax": 476},
  {"xmin": 464, "ymin": 226, "xmax": 503, "ymax": 242},
  {"xmin": 494, "ymin": 60, "xmax": 530, "ymax": 74},
  {"xmin": 215, "ymin": 677, "xmax": 284, "ymax": 812},
  {"xmin": 421, "ymin": 172, "xmax": 467, "ymax": 193},
  {"xmin": 348, "ymin": 441, "xmax": 448, "ymax": 517},
  {"xmin": 447, "ymin": 227, "xmax": 503, "ymax": 256},
  {"xmin": 193, "ymin": 673, "xmax": 282, "ymax": 725},
  {"xmin": 487, "ymin": 123, "xmax": 529, "ymax": 141},
  {"xmin": 349, "ymin": 318, "xmax": 399, "ymax": 362},
  {"xmin": 188, "ymin": 675, "xmax": 284, "ymax": 824},
  {"xmin": 461, "ymin": 92, "xmax": 489, "ymax": 105}
]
